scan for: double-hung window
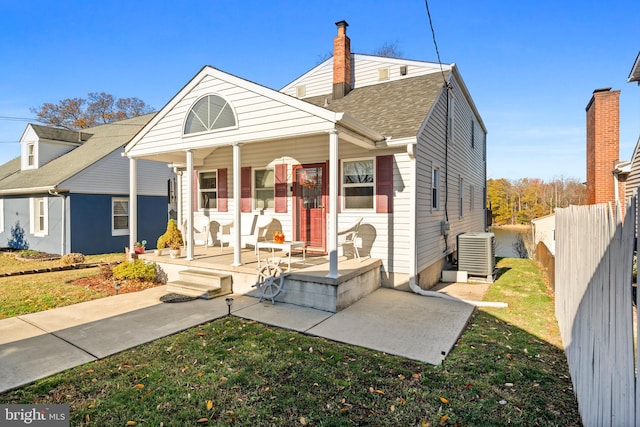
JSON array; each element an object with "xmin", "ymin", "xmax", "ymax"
[
  {"xmin": 31, "ymin": 197, "xmax": 48, "ymax": 236},
  {"xmin": 198, "ymin": 171, "xmax": 217, "ymax": 210},
  {"xmin": 112, "ymin": 197, "xmax": 129, "ymax": 236},
  {"xmin": 459, "ymin": 177, "xmax": 464, "ymax": 218},
  {"xmin": 27, "ymin": 143, "xmax": 35, "ymax": 167},
  {"xmin": 254, "ymin": 168, "xmax": 274, "ymax": 210},
  {"xmin": 342, "ymin": 159, "xmax": 374, "ymax": 210}
]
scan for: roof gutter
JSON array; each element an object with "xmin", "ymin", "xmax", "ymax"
[{"xmin": 0, "ymin": 186, "xmax": 69, "ymax": 196}]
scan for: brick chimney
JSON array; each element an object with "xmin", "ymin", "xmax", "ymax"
[
  {"xmin": 585, "ymin": 88, "xmax": 620, "ymax": 205},
  {"xmin": 333, "ymin": 20, "xmax": 351, "ymax": 99}
]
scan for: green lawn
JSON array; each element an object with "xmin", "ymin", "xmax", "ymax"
[{"xmin": 0, "ymin": 257, "xmax": 581, "ymax": 426}]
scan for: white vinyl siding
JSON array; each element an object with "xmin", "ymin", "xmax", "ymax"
[
  {"xmin": 112, "ymin": 197, "xmax": 129, "ymax": 236},
  {"xmin": 30, "ymin": 197, "xmax": 48, "ymax": 236},
  {"xmin": 61, "ymin": 150, "xmax": 175, "ymax": 195},
  {"xmin": 415, "ymin": 73, "xmax": 486, "ymax": 274},
  {"xmin": 128, "ymin": 74, "xmax": 336, "ymax": 158},
  {"xmin": 280, "ymin": 55, "xmax": 450, "ymax": 98}
]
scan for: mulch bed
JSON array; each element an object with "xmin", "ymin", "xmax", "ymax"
[{"xmin": 70, "ymin": 275, "xmax": 163, "ymax": 296}]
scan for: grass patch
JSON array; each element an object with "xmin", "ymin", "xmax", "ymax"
[
  {"xmin": 0, "ymin": 253, "xmax": 127, "ymax": 319},
  {"xmin": 0, "ymin": 257, "xmax": 581, "ymax": 425}
]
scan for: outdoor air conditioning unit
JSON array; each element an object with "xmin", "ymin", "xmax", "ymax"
[{"xmin": 457, "ymin": 232, "xmax": 496, "ymax": 282}]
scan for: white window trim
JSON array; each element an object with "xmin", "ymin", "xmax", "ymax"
[
  {"xmin": 431, "ymin": 165, "xmax": 440, "ymax": 211},
  {"xmin": 112, "ymin": 197, "xmax": 129, "ymax": 236},
  {"xmin": 198, "ymin": 170, "xmax": 218, "ymax": 211},
  {"xmin": 27, "ymin": 143, "xmax": 36, "ymax": 167},
  {"xmin": 341, "ymin": 158, "xmax": 376, "ymax": 211},
  {"xmin": 253, "ymin": 168, "xmax": 275, "ymax": 211},
  {"xmin": 30, "ymin": 197, "xmax": 48, "ymax": 237}
]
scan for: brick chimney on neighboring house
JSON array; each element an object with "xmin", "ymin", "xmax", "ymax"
[
  {"xmin": 585, "ymin": 88, "xmax": 621, "ymax": 205},
  {"xmin": 333, "ymin": 20, "xmax": 351, "ymax": 99}
]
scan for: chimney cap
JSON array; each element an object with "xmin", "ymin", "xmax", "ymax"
[
  {"xmin": 335, "ymin": 20, "xmax": 349, "ymax": 29},
  {"xmin": 593, "ymin": 87, "xmax": 612, "ymax": 93}
]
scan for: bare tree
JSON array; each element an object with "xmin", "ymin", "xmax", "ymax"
[
  {"xmin": 373, "ymin": 40, "xmax": 403, "ymax": 58},
  {"xmin": 32, "ymin": 92, "xmax": 154, "ymax": 129}
]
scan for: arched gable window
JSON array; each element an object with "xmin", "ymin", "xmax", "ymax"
[{"xmin": 184, "ymin": 95, "xmax": 236, "ymax": 135}]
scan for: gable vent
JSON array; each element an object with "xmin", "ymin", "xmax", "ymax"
[
  {"xmin": 378, "ymin": 67, "xmax": 390, "ymax": 81},
  {"xmin": 296, "ymin": 85, "xmax": 306, "ymax": 98}
]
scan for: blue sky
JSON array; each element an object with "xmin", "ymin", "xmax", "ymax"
[{"xmin": 1, "ymin": 0, "xmax": 638, "ymax": 182}]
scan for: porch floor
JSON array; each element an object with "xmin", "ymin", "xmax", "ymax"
[{"xmin": 140, "ymin": 245, "xmax": 382, "ymax": 312}]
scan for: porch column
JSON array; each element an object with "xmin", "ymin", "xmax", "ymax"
[
  {"xmin": 185, "ymin": 149, "xmax": 194, "ymax": 260},
  {"xmin": 232, "ymin": 142, "xmax": 242, "ymax": 266},
  {"xmin": 328, "ymin": 129, "xmax": 339, "ymax": 278},
  {"xmin": 128, "ymin": 157, "xmax": 137, "ymax": 259}
]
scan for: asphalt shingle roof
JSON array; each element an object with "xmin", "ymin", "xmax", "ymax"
[
  {"xmin": 304, "ymin": 71, "xmax": 450, "ymax": 139},
  {"xmin": 0, "ymin": 114, "xmax": 155, "ymax": 193}
]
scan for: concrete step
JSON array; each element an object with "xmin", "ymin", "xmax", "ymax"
[{"xmin": 166, "ymin": 269, "xmax": 232, "ymax": 300}]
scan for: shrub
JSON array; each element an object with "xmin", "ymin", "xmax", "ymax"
[
  {"xmin": 157, "ymin": 219, "xmax": 182, "ymax": 250},
  {"xmin": 99, "ymin": 264, "xmax": 114, "ymax": 280},
  {"xmin": 112, "ymin": 260, "xmax": 157, "ymax": 282},
  {"xmin": 61, "ymin": 253, "xmax": 86, "ymax": 265}
]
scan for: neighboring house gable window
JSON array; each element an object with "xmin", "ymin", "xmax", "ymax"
[
  {"xmin": 30, "ymin": 197, "xmax": 48, "ymax": 236},
  {"xmin": 254, "ymin": 168, "xmax": 274, "ymax": 210},
  {"xmin": 112, "ymin": 198, "xmax": 129, "ymax": 236},
  {"xmin": 198, "ymin": 171, "xmax": 218, "ymax": 210},
  {"xmin": 432, "ymin": 167, "xmax": 440, "ymax": 210},
  {"xmin": 342, "ymin": 159, "xmax": 374, "ymax": 210},
  {"xmin": 27, "ymin": 143, "xmax": 35, "ymax": 167},
  {"xmin": 184, "ymin": 95, "xmax": 236, "ymax": 135}
]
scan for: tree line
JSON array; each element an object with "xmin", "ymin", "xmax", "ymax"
[{"xmin": 487, "ymin": 177, "xmax": 586, "ymax": 226}]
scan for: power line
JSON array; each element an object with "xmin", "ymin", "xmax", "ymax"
[
  {"xmin": 0, "ymin": 115, "xmax": 39, "ymax": 122},
  {"xmin": 424, "ymin": 0, "xmax": 448, "ymax": 87}
]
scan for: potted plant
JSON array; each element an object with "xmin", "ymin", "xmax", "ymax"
[
  {"xmin": 133, "ymin": 240, "xmax": 147, "ymax": 254},
  {"xmin": 169, "ymin": 240, "xmax": 182, "ymax": 259},
  {"xmin": 154, "ymin": 239, "xmax": 166, "ymax": 256},
  {"xmin": 157, "ymin": 219, "xmax": 183, "ymax": 259}
]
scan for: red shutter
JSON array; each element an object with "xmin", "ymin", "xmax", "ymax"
[
  {"xmin": 241, "ymin": 166, "xmax": 252, "ymax": 212},
  {"xmin": 376, "ymin": 155, "xmax": 394, "ymax": 213},
  {"xmin": 275, "ymin": 163, "xmax": 287, "ymax": 213},
  {"xmin": 193, "ymin": 170, "xmax": 199, "ymax": 211},
  {"xmin": 218, "ymin": 168, "xmax": 228, "ymax": 212}
]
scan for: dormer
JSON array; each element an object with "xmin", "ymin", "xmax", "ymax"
[{"xmin": 20, "ymin": 124, "xmax": 91, "ymax": 170}]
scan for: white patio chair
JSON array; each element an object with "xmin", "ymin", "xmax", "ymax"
[
  {"xmin": 181, "ymin": 217, "xmax": 214, "ymax": 249},
  {"xmin": 242, "ymin": 215, "xmax": 274, "ymax": 253},
  {"xmin": 217, "ymin": 219, "xmax": 233, "ymax": 250},
  {"xmin": 337, "ymin": 217, "xmax": 363, "ymax": 261}
]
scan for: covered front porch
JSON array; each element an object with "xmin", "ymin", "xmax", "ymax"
[{"xmin": 141, "ymin": 245, "xmax": 381, "ymax": 312}]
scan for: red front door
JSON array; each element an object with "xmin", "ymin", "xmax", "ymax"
[{"xmin": 293, "ymin": 164, "xmax": 326, "ymax": 252}]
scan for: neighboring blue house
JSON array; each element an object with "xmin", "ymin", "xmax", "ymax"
[{"xmin": 0, "ymin": 114, "xmax": 176, "ymax": 255}]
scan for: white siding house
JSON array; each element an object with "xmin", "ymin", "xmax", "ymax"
[{"xmin": 125, "ymin": 21, "xmax": 487, "ymax": 289}]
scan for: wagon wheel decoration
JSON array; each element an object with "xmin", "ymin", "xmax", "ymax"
[{"xmin": 253, "ymin": 259, "xmax": 286, "ymax": 304}]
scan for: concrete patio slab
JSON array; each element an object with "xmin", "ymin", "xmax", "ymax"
[
  {"xmin": 307, "ymin": 288, "xmax": 475, "ymax": 364},
  {"xmin": 234, "ymin": 298, "xmax": 333, "ymax": 332}
]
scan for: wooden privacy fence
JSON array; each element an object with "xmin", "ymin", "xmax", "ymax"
[{"xmin": 555, "ymin": 199, "xmax": 637, "ymax": 426}]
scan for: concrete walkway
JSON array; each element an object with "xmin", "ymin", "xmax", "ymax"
[{"xmin": 0, "ymin": 284, "xmax": 479, "ymax": 393}]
